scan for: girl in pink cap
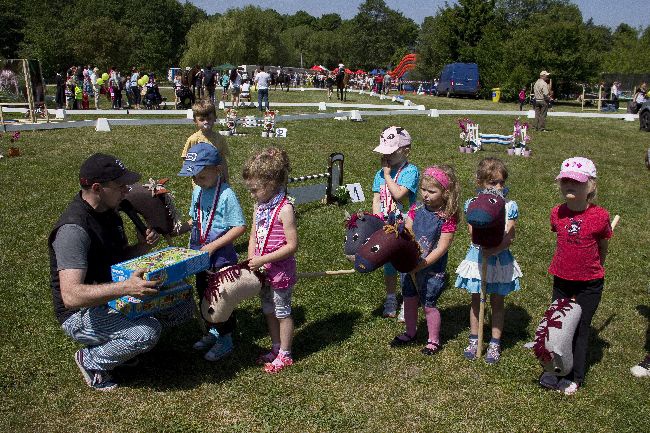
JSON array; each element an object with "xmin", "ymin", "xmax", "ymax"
[
  {"xmin": 389, "ymin": 165, "xmax": 459, "ymax": 356},
  {"xmin": 539, "ymin": 156, "xmax": 612, "ymax": 395}
]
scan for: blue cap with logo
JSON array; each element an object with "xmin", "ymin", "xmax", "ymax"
[{"xmin": 178, "ymin": 142, "xmax": 222, "ymax": 176}]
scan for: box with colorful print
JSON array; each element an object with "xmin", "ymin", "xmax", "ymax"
[
  {"xmin": 107, "ymin": 281, "xmax": 193, "ymax": 319},
  {"xmin": 110, "ymin": 247, "xmax": 210, "ymax": 285}
]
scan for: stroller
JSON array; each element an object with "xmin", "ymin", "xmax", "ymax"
[
  {"xmin": 176, "ymin": 85, "xmax": 194, "ymax": 109},
  {"xmin": 142, "ymin": 83, "xmax": 163, "ymax": 109}
]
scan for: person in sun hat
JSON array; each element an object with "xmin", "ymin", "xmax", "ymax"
[
  {"xmin": 533, "ymin": 70, "xmax": 551, "ymax": 131},
  {"xmin": 49, "ymin": 153, "xmax": 194, "ymax": 391},
  {"xmin": 538, "ymin": 156, "xmax": 613, "ymax": 396},
  {"xmin": 371, "ymin": 126, "xmax": 420, "ymax": 319}
]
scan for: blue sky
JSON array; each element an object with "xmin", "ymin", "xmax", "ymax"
[{"xmin": 189, "ymin": 0, "xmax": 649, "ymax": 29}]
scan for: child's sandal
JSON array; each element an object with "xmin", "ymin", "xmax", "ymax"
[
  {"xmin": 263, "ymin": 353, "xmax": 293, "ymax": 374},
  {"xmin": 421, "ymin": 341, "xmax": 442, "ymax": 356},
  {"xmin": 390, "ymin": 333, "xmax": 417, "ymax": 347}
]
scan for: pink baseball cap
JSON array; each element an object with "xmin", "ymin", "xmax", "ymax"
[
  {"xmin": 373, "ymin": 126, "xmax": 412, "ymax": 154},
  {"xmin": 556, "ymin": 157, "xmax": 597, "ymax": 182}
]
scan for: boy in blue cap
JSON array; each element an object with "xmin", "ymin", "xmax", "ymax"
[{"xmin": 178, "ymin": 142, "xmax": 246, "ymax": 361}]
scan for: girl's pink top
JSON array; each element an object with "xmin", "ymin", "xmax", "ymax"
[{"xmin": 255, "ymin": 201, "xmax": 297, "ymax": 290}]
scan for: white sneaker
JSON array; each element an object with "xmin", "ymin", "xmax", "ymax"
[
  {"xmin": 193, "ymin": 333, "xmax": 217, "ymax": 351},
  {"xmin": 557, "ymin": 378, "xmax": 579, "ymax": 395},
  {"xmin": 539, "ymin": 372, "xmax": 559, "ymax": 390},
  {"xmin": 631, "ymin": 355, "xmax": 650, "ymax": 378},
  {"xmin": 382, "ymin": 296, "xmax": 398, "ymax": 318}
]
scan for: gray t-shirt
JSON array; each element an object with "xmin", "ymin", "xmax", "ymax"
[
  {"xmin": 256, "ymin": 71, "xmax": 270, "ymax": 89},
  {"xmin": 52, "ymin": 224, "xmax": 90, "ymax": 270}
]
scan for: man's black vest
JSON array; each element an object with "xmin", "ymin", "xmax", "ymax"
[{"xmin": 48, "ymin": 193, "xmax": 128, "ymax": 324}]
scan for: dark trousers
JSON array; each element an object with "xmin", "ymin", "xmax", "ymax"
[
  {"xmin": 534, "ymin": 100, "xmax": 548, "ymax": 129},
  {"xmin": 552, "ymin": 276, "xmax": 604, "ymax": 385},
  {"xmin": 258, "ymin": 88, "xmax": 269, "ymax": 111},
  {"xmin": 196, "ymin": 271, "xmax": 237, "ymax": 335},
  {"xmin": 206, "ymin": 86, "xmax": 216, "ymax": 103}
]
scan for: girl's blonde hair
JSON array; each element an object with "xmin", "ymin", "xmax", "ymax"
[
  {"xmin": 421, "ymin": 164, "xmax": 460, "ymax": 221},
  {"xmin": 586, "ymin": 178, "xmax": 597, "ymax": 201},
  {"xmin": 242, "ymin": 147, "xmax": 291, "ymax": 187},
  {"xmin": 476, "ymin": 157, "xmax": 508, "ymax": 187}
]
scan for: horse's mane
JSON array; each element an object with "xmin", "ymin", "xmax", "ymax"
[
  {"xmin": 206, "ymin": 261, "xmax": 262, "ymax": 301},
  {"xmin": 345, "ymin": 211, "xmax": 381, "ymax": 229}
]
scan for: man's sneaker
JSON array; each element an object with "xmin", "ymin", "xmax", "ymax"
[
  {"xmin": 382, "ymin": 296, "xmax": 398, "ymax": 318},
  {"xmin": 463, "ymin": 339, "xmax": 478, "ymax": 360},
  {"xmin": 397, "ymin": 303, "xmax": 405, "ymax": 322},
  {"xmin": 74, "ymin": 350, "xmax": 117, "ymax": 391},
  {"xmin": 264, "ymin": 351, "xmax": 293, "ymax": 374},
  {"xmin": 557, "ymin": 378, "xmax": 579, "ymax": 395},
  {"xmin": 630, "ymin": 354, "xmax": 650, "ymax": 378},
  {"xmin": 485, "ymin": 342, "xmax": 501, "ymax": 364},
  {"xmin": 204, "ymin": 334, "xmax": 234, "ymax": 362},
  {"xmin": 539, "ymin": 372, "xmax": 559, "ymax": 390},
  {"xmin": 193, "ymin": 332, "xmax": 218, "ymax": 351}
]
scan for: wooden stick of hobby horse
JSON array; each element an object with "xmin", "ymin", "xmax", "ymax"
[
  {"xmin": 477, "ymin": 255, "xmax": 489, "ymax": 358},
  {"xmin": 297, "ymin": 269, "xmax": 356, "ymax": 278}
]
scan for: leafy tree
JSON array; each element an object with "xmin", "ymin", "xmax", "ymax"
[
  {"xmin": 495, "ymin": 0, "xmax": 569, "ymax": 26},
  {"xmin": 182, "ymin": 6, "xmax": 288, "ymax": 67},
  {"xmin": 305, "ymin": 30, "xmax": 346, "ymax": 68},
  {"xmin": 285, "ymin": 10, "xmax": 316, "ymax": 29},
  {"xmin": 347, "ymin": 0, "xmax": 418, "ymax": 70},
  {"xmin": 316, "ymin": 14, "xmax": 342, "ymax": 31},
  {"xmin": 416, "ymin": 0, "xmax": 501, "ymax": 79},
  {"xmin": 280, "ymin": 25, "xmax": 315, "ymax": 67},
  {"xmin": 0, "ymin": 0, "xmax": 25, "ymax": 59}
]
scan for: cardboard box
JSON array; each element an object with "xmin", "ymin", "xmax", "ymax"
[
  {"xmin": 107, "ymin": 281, "xmax": 193, "ymax": 319},
  {"xmin": 111, "ymin": 247, "xmax": 209, "ymax": 285}
]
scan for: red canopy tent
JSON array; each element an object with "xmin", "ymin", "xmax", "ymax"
[
  {"xmin": 310, "ymin": 65, "xmax": 325, "ymax": 71},
  {"xmin": 355, "ymin": 69, "xmax": 366, "ymax": 74}
]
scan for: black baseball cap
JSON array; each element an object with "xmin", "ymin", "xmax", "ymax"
[{"xmin": 79, "ymin": 153, "xmax": 141, "ymax": 186}]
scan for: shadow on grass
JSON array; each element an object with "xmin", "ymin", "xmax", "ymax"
[
  {"xmin": 115, "ymin": 306, "xmax": 362, "ymax": 390},
  {"xmin": 637, "ymin": 305, "xmax": 650, "ymax": 352},
  {"xmin": 584, "ymin": 313, "xmax": 615, "ymax": 377},
  {"xmin": 502, "ymin": 303, "xmax": 532, "ymax": 350},
  {"xmin": 293, "ymin": 310, "xmax": 362, "ymax": 360}
]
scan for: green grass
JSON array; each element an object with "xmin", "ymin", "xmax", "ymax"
[{"xmin": 1, "ymin": 93, "xmax": 649, "ymax": 432}]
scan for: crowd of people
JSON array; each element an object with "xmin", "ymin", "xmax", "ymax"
[{"xmin": 55, "ymin": 65, "xmax": 163, "ymax": 110}]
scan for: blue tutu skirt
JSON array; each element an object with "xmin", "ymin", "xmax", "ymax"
[{"xmin": 455, "ymin": 244, "xmax": 522, "ymax": 296}]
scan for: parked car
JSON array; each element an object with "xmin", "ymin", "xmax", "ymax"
[
  {"xmin": 437, "ymin": 63, "xmax": 480, "ymax": 98},
  {"xmin": 639, "ymin": 100, "xmax": 650, "ymax": 132}
]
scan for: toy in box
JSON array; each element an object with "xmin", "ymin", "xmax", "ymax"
[
  {"xmin": 111, "ymin": 247, "xmax": 209, "ymax": 285},
  {"xmin": 107, "ymin": 281, "xmax": 193, "ymax": 319}
]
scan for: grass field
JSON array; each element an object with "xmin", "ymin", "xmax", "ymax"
[{"xmin": 1, "ymin": 93, "xmax": 649, "ymax": 432}]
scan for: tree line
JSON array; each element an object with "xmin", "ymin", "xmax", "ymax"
[{"xmin": 2, "ymin": 0, "xmax": 649, "ymax": 98}]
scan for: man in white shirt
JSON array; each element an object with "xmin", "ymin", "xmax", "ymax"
[
  {"xmin": 533, "ymin": 70, "xmax": 551, "ymax": 131},
  {"xmin": 255, "ymin": 65, "xmax": 271, "ymax": 112}
]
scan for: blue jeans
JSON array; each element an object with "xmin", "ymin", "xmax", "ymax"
[
  {"xmin": 258, "ymin": 88, "xmax": 269, "ymax": 111},
  {"xmin": 401, "ymin": 271, "xmax": 446, "ymax": 307},
  {"xmin": 62, "ymin": 301, "xmax": 193, "ymax": 371}
]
